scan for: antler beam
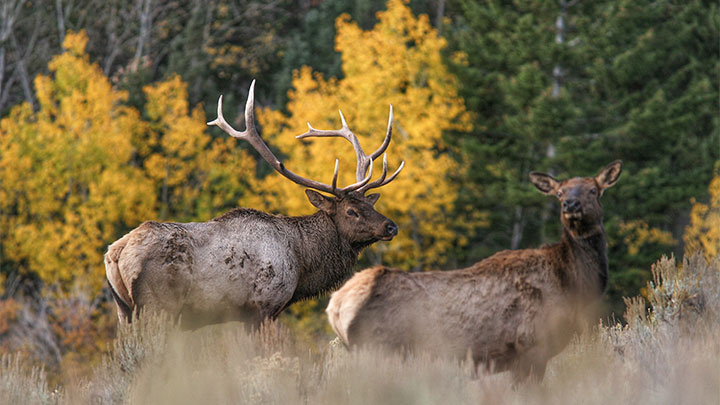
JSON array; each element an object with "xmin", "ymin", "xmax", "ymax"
[
  {"xmin": 296, "ymin": 105, "xmax": 404, "ymax": 193},
  {"xmin": 208, "ymin": 81, "xmax": 402, "ymax": 196}
]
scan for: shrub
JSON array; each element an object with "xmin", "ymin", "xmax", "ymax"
[{"xmin": 3, "ymin": 253, "xmax": 719, "ymax": 404}]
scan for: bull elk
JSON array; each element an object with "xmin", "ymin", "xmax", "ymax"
[
  {"xmin": 326, "ymin": 161, "xmax": 622, "ymax": 381},
  {"xmin": 105, "ymin": 81, "xmax": 404, "ymax": 327}
]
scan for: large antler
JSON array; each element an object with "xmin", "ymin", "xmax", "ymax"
[
  {"xmin": 207, "ymin": 80, "xmax": 374, "ymax": 196},
  {"xmin": 296, "ymin": 105, "xmax": 404, "ymax": 194}
]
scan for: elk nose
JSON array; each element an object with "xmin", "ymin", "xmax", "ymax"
[
  {"xmin": 385, "ymin": 221, "xmax": 398, "ymax": 236},
  {"xmin": 562, "ymin": 199, "xmax": 581, "ymax": 213}
]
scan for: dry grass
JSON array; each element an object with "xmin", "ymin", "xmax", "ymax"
[{"xmin": 2, "ymin": 253, "xmax": 719, "ymax": 404}]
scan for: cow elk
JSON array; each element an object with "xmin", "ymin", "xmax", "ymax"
[
  {"xmin": 326, "ymin": 161, "xmax": 623, "ymax": 381},
  {"xmin": 105, "ymin": 81, "xmax": 404, "ymax": 328}
]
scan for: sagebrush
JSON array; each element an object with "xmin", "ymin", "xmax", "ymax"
[{"xmin": 2, "ymin": 253, "xmax": 719, "ymax": 404}]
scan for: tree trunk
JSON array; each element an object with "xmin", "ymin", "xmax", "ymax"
[
  {"xmin": 435, "ymin": 0, "xmax": 446, "ymax": 32},
  {"xmin": 0, "ymin": 0, "xmax": 27, "ymax": 110},
  {"xmin": 552, "ymin": 0, "xmax": 569, "ymax": 98},
  {"xmin": 11, "ymin": 31, "xmax": 35, "ymax": 107},
  {"xmin": 511, "ymin": 205, "xmax": 524, "ymax": 249},
  {"xmin": 55, "ymin": 0, "xmax": 66, "ymax": 45},
  {"xmin": 132, "ymin": 0, "xmax": 153, "ymax": 72},
  {"xmin": 0, "ymin": 48, "xmax": 6, "ymax": 104},
  {"xmin": 540, "ymin": 0, "xmax": 570, "ymax": 243}
]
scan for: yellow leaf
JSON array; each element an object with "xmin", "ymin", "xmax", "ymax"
[
  {"xmin": 253, "ymin": 0, "xmax": 475, "ymax": 269},
  {"xmin": 0, "ymin": 30, "xmax": 155, "ymax": 295},
  {"xmin": 684, "ymin": 168, "xmax": 720, "ymax": 259}
]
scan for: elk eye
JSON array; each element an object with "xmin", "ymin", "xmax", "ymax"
[
  {"xmin": 346, "ymin": 209, "xmax": 359, "ymax": 218},
  {"xmin": 590, "ymin": 188, "xmax": 598, "ymax": 195},
  {"xmin": 556, "ymin": 190, "xmax": 563, "ymax": 198}
]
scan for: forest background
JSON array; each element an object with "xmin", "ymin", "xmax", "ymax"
[{"xmin": 0, "ymin": 0, "xmax": 717, "ymax": 381}]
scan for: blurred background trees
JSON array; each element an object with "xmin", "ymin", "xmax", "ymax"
[
  {"xmin": 252, "ymin": 0, "xmax": 471, "ymax": 270},
  {"xmin": 0, "ymin": 0, "xmax": 717, "ymax": 377}
]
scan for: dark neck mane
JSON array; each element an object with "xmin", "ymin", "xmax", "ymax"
[
  {"xmin": 289, "ymin": 212, "xmax": 362, "ymax": 303},
  {"xmin": 559, "ymin": 226, "xmax": 608, "ymax": 295}
]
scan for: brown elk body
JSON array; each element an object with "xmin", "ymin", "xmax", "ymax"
[
  {"xmin": 105, "ymin": 81, "xmax": 404, "ymax": 327},
  {"xmin": 326, "ymin": 161, "xmax": 622, "ymax": 381}
]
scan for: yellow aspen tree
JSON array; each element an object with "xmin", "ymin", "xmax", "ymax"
[
  {"xmin": 617, "ymin": 220, "xmax": 675, "ymax": 256},
  {"xmin": 253, "ymin": 0, "xmax": 471, "ymax": 269},
  {"xmin": 0, "ymin": 31, "xmax": 155, "ymax": 294},
  {"xmin": 684, "ymin": 170, "xmax": 720, "ymax": 259},
  {"xmin": 143, "ymin": 75, "xmax": 259, "ymax": 222},
  {"xmin": 143, "ymin": 75, "xmax": 207, "ymax": 220}
]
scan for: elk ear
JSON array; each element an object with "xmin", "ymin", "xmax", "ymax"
[
  {"xmin": 305, "ymin": 190, "xmax": 335, "ymax": 214},
  {"xmin": 529, "ymin": 172, "xmax": 560, "ymax": 195},
  {"xmin": 595, "ymin": 160, "xmax": 623, "ymax": 192},
  {"xmin": 365, "ymin": 193, "xmax": 381, "ymax": 206}
]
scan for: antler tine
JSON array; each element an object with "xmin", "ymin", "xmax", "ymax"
[
  {"xmin": 360, "ymin": 154, "xmax": 405, "ymax": 192},
  {"xmin": 379, "ymin": 160, "xmax": 405, "ymax": 186},
  {"xmin": 296, "ymin": 110, "xmax": 354, "ymax": 140},
  {"xmin": 358, "ymin": 105, "xmax": 404, "ymax": 192},
  {"xmin": 296, "ymin": 104, "xmax": 403, "ymax": 194},
  {"xmin": 368, "ymin": 105, "xmax": 394, "ymax": 161},
  {"xmin": 337, "ymin": 158, "xmax": 374, "ymax": 194},
  {"xmin": 210, "ymin": 82, "xmax": 401, "ymax": 197},
  {"xmin": 208, "ymin": 81, "xmax": 338, "ymax": 195},
  {"xmin": 207, "ymin": 80, "xmax": 277, "ymax": 164},
  {"xmin": 297, "ymin": 110, "xmax": 371, "ymax": 182},
  {"xmin": 207, "ymin": 96, "xmax": 244, "ymax": 138},
  {"xmin": 359, "ymin": 153, "xmax": 388, "ymax": 191},
  {"xmin": 331, "ymin": 159, "xmax": 339, "ymax": 192}
]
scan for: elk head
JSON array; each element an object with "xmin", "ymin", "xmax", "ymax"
[
  {"xmin": 305, "ymin": 190, "xmax": 398, "ymax": 247},
  {"xmin": 207, "ymin": 81, "xmax": 404, "ymax": 245},
  {"xmin": 529, "ymin": 160, "xmax": 622, "ymax": 238}
]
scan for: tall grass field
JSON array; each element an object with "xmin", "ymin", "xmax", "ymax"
[{"xmin": 2, "ymin": 253, "xmax": 719, "ymax": 404}]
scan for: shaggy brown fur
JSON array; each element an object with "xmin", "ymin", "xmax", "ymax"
[
  {"xmin": 105, "ymin": 191, "xmax": 397, "ymax": 327},
  {"xmin": 327, "ymin": 161, "xmax": 622, "ymax": 381},
  {"xmin": 107, "ymin": 80, "xmax": 406, "ymax": 328}
]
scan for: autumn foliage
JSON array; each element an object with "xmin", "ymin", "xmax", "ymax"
[
  {"xmin": 0, "ymin": 2, "xmax": 477, "ymax": 371},
  {"xmin": 684, "ymin": 170, "xmax": 720, "ymax": 259},
  {"xmin": 0, "ymin": 0, "xmax": 716, "ymax": 389},
  {"xmin": 0, "ymin": 32, "xmax": 155, "ymax": 294},
  {"xmin": 0, "ymin": 31, "xmax": 260, "ymax": 298},
  {"xmin": 252, "ymin": 0, "xmax": 472, "ymax": 269},
  {"xmin": 0, "ymin": 31, "xmax": 258, "ymax": 379}
]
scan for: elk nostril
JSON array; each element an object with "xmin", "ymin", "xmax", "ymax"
[
  {"xmin": 386, "ymin": 222, "xmax": 398, "ymax": 236},
  {"xmin": 563, "ymin": 199, "xmax": 581, "ymax": 213}
]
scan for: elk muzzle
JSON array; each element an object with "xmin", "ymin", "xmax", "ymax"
[
  {"xmin": 562, "ymin": 198, "xmax": 582, "ymax": 220},
  {"xmin": 381, "ymin": 220, "xmax": 399, "ymax": 240}
]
